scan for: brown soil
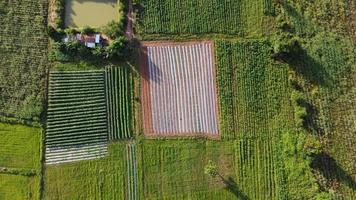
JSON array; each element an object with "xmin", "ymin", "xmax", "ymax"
[
  {"xmin": 125, "ymin": 0, "xmax": 134, "ymax": 40},
  {"xmin": 140, "ymin": 46, "xmax": 154, "ymax": 135},
  {"xmin": 48, "ymin": 0, "xmax": 58, "ymax": 27},
  {"xmin": 349, "ymin": 0, "xmax": 356, "ymax": 38}
]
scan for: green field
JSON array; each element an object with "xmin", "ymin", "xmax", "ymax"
[
  {"xmin": 43, "ymin": 142, "xmax": 127, "ymax": 200},
  {"xmin": 0, "ymin": 174, "xmax": 40, "ymax": 200},
  {"xmin": 106, "ymin": 66, "xmax": 133, "ymax": 140},
  {"xmin": 0, "ymin": 123, "xmax": 42, "ymax": 200},
  {"xmin": 138, "ymin": 139, "xmax": 284, "ymax": 199},
  {"xmin": 215, "ymin": 40, "xmax": 290, "ymax": 139},
  {"xmin": 0, "ymin": 0, "xmax": 48, "ymax": 120},
  {"xmin": 137, "ymin": 0, "xmax": 274, "ymax": 36},
  {"xmin": 0, "ymin": 123, "xmax": 41, "ymax": 170}
]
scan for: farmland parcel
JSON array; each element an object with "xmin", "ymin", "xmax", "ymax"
[
  {"xmin": 140, "ymin": 41, "xmax": 219, "ymax": 137},
  {"xmin": 46, "ymin": 71, "xmax": 109, "ymax": 164},
  {"xmin": 0, "ymin": 123, "xmax": 42, "ymax": 200}
]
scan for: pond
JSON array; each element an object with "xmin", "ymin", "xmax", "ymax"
[{"xmin": 65, "ymin": 0, "xmax": 119, "ymax": 27}]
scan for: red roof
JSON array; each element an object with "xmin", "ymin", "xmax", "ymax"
[{"xmin": 76, "ymin": 34, "xmax": 96, "ymax": 43}]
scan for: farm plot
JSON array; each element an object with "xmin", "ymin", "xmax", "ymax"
[
  {"xmin": 140, "ymin": 41, "xmax": 219, "ymax": 137},
  {"xmin": 43, "ymin": 142, "xmax": 127, "ymax": 200},
  {"xmin": 0, "ymin": 123, "xmax": 41, "ymax": 169},
  {"xmin": 0, "ymin": 174, "xmax": 39, "ymax": 200},
  {"xmin": 106, "ymin": 66, "xmax": 133, "ymax": 140},
  {"xmin": 137, "ymin": 139, "xmax": 284, "ymax": 199},
  {"xmin": 137, "ymin": 0, "xmax": 272, "ymax": 36},
  {"xmin": 0, "ymin": 123, "xmax": 42, "ymax": 200},
  {"xmin": 46, "ymin": 71, "xmax": 108, "ymax": 164},
  {"xmin": 215, "ymin": 40, "xmax": 290, "ymax": 139},
  {"xmin": 0, "ymin": 0, "xmax": 48, "ymax": 120}
]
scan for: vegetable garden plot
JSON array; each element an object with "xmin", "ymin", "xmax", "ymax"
[
  {"xmin": 140, "ymin": 41, "xmax": 219, "ymax": 137},
  {"xmin": 126, "ymin": 143, "xmax": 139, "ymax": 200},
  {"xmin": 137, "ymin": 0, "xmax": 271, "ymax": 36},
  {"xmin": 45, "ymin": 71, "xmax": 108, "ymax": 164},
  {"xmin": 106, "ymin": 67, "xmax": 133, "ymax": 140}
]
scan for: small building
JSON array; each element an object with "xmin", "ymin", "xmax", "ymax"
[{"xmin": 63, "ymin": 33, "xmax": 103, "ymax": 48}]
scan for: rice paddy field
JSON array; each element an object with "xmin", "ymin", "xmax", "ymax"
[
  {"xmin": 0, "ymin": 0, "xmax": 355, "ymax": 199},
  {"xmin": 0, "ymin": 123, "xmax": 42, "ymax": 200}
]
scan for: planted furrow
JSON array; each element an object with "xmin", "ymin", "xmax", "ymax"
[{"xmin": 46, "ymin": 71, "xmax": 109, "ymax": 164}]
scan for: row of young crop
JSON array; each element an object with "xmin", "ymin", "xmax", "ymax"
[
  {"xmin": 137, "ymin": 0, "xmax": 269, "ymax": 36},
  {"xmin": 105, "ymin": 66, "xmax": 133, "ymax": 140},
  {"xmin": 126, "ymin": 143, "xmax": 139, "ymax": 200},
  {"xmin": 142, "ymin": 43, "xmax": 219, "ymax": 136},
  {"xmin": 215, "ymin": 40, "xmax": 289, "ymax": 139},
  {"xmin": 46, "ymin": 71, "xmax": 109, "ymax": 164}
]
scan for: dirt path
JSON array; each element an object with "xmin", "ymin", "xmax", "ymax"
[
  {"xmin": 125, "ymin": 0, "xmax": 134, "ymax": 40},
  {"xmin": 47, "ymin": 0, "xmax": 57, "ymax": 27},
  {"xmin": 349, "ymin": 0, "xmax": 356, "ymax": 38}
]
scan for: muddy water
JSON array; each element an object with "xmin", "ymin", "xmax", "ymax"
[{"xmin": 65, "ymin": 0, "xmax": 118, "ymax": 27}]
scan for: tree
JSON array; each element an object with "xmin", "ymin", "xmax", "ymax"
[
  {"xmin": 204, "ymin": 160, "xmax": 224, "ymax": 180},
  {"xmin": 103, "ymin": 20, "xmax": 124, "ymax": 39},
  {"xmin": 105, "ymin": 37, "xmax": 128, "ymax": 59}
]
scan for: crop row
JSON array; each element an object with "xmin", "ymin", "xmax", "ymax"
[
  {"xmin": 105, "ymin": 66, "xmax": 133, "ymax": 140},
  {"xmin": 215, "ymin": 40, "xmax": 289, "ymax": 139},
  {"xmin": 137, "ymin": 0, "xmax": 268, "ymax": 36},
  {"xmin": 0, "ymin": 0, "xmax": 48, "ymax": 119},
  {"xmin": 126, "ymin": 143, "xmax": 139, "ymax": 200},
  {"xmin": 142, "ymin": 43, "xmax": 219, "ymax": 136},
  {"xmin": 46, "ymin": 71, "xmax": 108, "ymax": 164}
]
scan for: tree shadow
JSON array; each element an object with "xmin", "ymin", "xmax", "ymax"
[
  {"xmin": 311, "ymin": 152, "xmax": 356, "ymax": 190},
  {"xmin": 285, "ymin": 48, "xmax": 332, "ymax": 87},
  {"xmin": 139, "ymin": 46, "xmax": 162, "ymax": 84},
  {"xmin": 222, "ymin": 176, "xmax": 250, "ymax": 200},
  {"xmin": 296, "ymin": 98, "xmax": 324, "ymax": 135}
]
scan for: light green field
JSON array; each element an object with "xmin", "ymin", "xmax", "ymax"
[
  {"xmin": 0, "ymin": 123, "xmax": 41, "ymax": 170},
  {"xmin": 0, "ymin": 174, "xmax": 39, "ymax": 200},
  {"xmin": 43, "ymin": 142, "xmax": 127, "ymax": 200},
  {"xmin": 65, "ymin": 0, "xmax": 119, "ymax": 27},
  {"xmin": 138, "ymin": 139, "xmax": 284, "ymax": 200},
  {"xmin": 0, "ymin": 123, "xmax": 42, "ymax": 200}
]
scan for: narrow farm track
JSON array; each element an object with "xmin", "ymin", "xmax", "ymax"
[
  {"xmin": 141, "ymin": 42, "xmax": 219, "ymax": 137},
  {"xmin": 126, "ymin": 143, "xmax": 139, "ymax": 200},
  {"xmin": 45, "ymin": 71, "xmax": 108, "ymax": 165}
]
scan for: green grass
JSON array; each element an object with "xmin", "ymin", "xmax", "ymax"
[
  {"xmin": 0, "ymin": 123, "xmax": 41, "ymax": 170},
  {"xmin": 54, "ymin": 61, "xmax": 104, "ymax": 71},
  {"xmin": 0, "ymin": 0, "xmax": 48, "ymax": 120},
  {"xmin": 0, "ymin": 174, "xmax": 40, "ymax": 200},
  {"xmin": 137, "ymin": 0, "xmax": 272, "ymax": 37},
  {"xmin": 0, "ymin": 123, "xmax": 42, "ymax": 200},
  {"xmin": 215, "ymin": 39, "xmax": 290, "ymax": 139},
  {"xmin": 43, "ymin": 142, "xmax": 127, "ymax": 200},
  {"xmin": 137, "ymin": 139, "xmax": 285, "ymax": 200}
]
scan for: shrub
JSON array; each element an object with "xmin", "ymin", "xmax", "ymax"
[
  {"xmin": 81, "ymin": 26, "xmax": 95, "ymax": 34},
  {"xmin": 105, "ymin": 37, "xmax": 128, "ymax": 59},
  {"xmin": 103, "ymin": 21, "xmax": 124, "ymax": 39},
  {"xmin": 271, "ymin": 32, "xmax": 302, "ymax": 60}
]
